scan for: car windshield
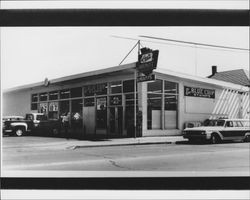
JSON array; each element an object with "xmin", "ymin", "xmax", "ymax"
[{"xmin": 204, "ymin": 120, "xmax": 225, "ymax": 126}]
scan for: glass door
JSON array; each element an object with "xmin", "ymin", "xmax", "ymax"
[{"xmin": 109, "ymin": 107, "xmax": 123, "ymax": 136}]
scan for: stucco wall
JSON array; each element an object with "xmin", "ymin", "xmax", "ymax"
[{"xmin": 3, "ymin": 90, "xmax": 32, "ymax": 117}]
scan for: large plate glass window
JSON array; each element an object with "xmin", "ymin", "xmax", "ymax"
[
  {"xmin": 39, "ymin": 102, "xmax": 48, "ymax": 114},
  {"xmin": 71, "ymin": 99, "xmax": 83, "ymax": 132},
  {"xmin": 39, "ymin": 93, "xmax": 48, "ymax": 101},
  {"xmin": 49, "ymin": 91, "xmax": 59, "ymax": 100},
  {"xmin": 123, "ymin": 80, "xmax": 135, "ymax": 93},
  {"xmin": 60, "ymin": 89, "xmax": 70, "ymax": 99},
  {"xmin": 147, "ymin": 79, "xmax": 163, "ymax": 130},
  {"xmin": 48, "ymin": 102, "xmax": 59, "ymax": 119},
  {"xmin": 31, "ymin": 94, "xmax": 38, "ymax": 102},
  {"xmin": 71, "ymin": 87, "xmax": 82, "ymax": 98},
  {"xmin": 84, "ymin": 98, "xmax": 95, "ymax": 107},
  {"xmin": 96, "ymin": 83, "xmax": 107, "ymax": 96},
  {"xmin": 164, "ymin": 81, "xmax": 178, "ymax": 129},
  {"xmin": 110, "ymin": 95, "xmax": 122, "ymax": 106},
  {"xmin": 96, "ymin": 97, "xmax": 107, "ymax": 129},
  {"xmin": 110, "ymin": 81, "xmax": 122, "ymax": 94}
]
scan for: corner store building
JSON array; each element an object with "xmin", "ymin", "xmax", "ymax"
[{"xmin": 3, "ymin": 62, "xmax": 250, "ymax": 138}]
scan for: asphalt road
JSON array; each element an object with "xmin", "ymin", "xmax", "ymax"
[{"xmin": 2, "ymin": 136, "xmax": 250, "ymax": 176}]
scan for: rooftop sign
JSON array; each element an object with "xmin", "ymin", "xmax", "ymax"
[{"xmin": 136, "ymin": 47, "xmax": 159, "ymax": 82}]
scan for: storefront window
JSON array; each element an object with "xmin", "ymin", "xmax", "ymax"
[
  {"xmin": 165, "ymin": 95, "xmax": 177, "ymax": 110},
  {"xmin": 49, "ymin": 91, "xmax": 59, "ymax": 100},
  {"xmin": 164, "ymin": 81, "xmax": 178, "ymax": 129},
  {"xmin": 71, "ymin": 99, "xmax": 83, "ymax": 130},
  {"xmin": 123, "ymin": 80, "xmax": 135, "ymax": 93},
  {"xmin": 84, "ymin": 98, "xmax": 95, "ymax": 107},
  {"xmin": 84, "ymin": 83, "xmax": 107, "ymax": 96},
  {"xmin": 147, "ymin": 80, "xmax": 163, "ymax": 130},
  {"xmin": 71, "ymin": 87, "xmax": 82, "ymax": 98},
  {"xmin": 39, "ymin": 93, "xmax": 48, "ymax": 101},
  {"xmin": 39, "ymin": 102, "xmax": 48, "ymax": 114},
  {"xmin": 110, "ymin": 95, "xmax": 122, "ymax": 106},
  {"xmin": 96, "ymin": 97, "xmax": 107, "ymax": 129},
  {"xmin": 147, "ymin": 93, "xmax": 162, "ymax": 130},
  {"xmin": 165, "ymin": 81, "xmax": 178, "ymax": 94},
  {"xmin": 148, "ymin": 79, "xmax": 162, "ymax": 93},
  {"xmin": 60, "ymin": 89, "xmax": 70, "ymax": 99},
  {"xmin": 110, "ymin": 81, "xmax": 122, "ymax": 94},
  {"xmin": 59, "ymin": 100, "xmax": 70, "ymax": 116},
  {"xmin": 31, "ymin": 94, "xmax": 38, "ymax": 102},
  {"xmin": 48, "ymin": 102, "xmax": 59, "ymax": 119},
  {"xmin": 125, "ymin": 94, "xmax": 138, "ymax": 137},
  {"xmin": 96, "ymin": 83, "xmax": 107, "ymax": 95},
  {"xmin": 31, "ymin": 103, "xmax": 38, "ymax": 110}
]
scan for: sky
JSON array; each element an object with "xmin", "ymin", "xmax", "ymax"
[
  {"xmin": 1, "ymin": 1, "xmax": 249, "ymax": 90},
  {"xmin": 1, "ymin": 26, "xmax": 249, "ymax": 90}
]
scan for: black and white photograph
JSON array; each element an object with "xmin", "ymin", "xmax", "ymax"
[{"xmin": 1, "ymin": 0, "xmax": 250, "ymax": 199}]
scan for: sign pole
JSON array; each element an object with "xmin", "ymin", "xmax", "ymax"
[{"xmin": 134, "ymin": 40, "xmax": 140, "ymax": 138}]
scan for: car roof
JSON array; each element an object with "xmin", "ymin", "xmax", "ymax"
[{"xmin": 224, "ymin": 119, "xmax": 249, "ymax": 121}]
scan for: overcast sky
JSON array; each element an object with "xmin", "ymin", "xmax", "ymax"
[
  {"xmin": 1, "ymin": 1, "xmax": 249, "ymax": 90},
  {"xmin": 1, "ymin": 26, "xmax": 249, "ymax": 90}
]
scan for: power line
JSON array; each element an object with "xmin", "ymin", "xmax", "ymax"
[
  {"xmin": 140, "ymin": 35, "xmax": 250, "ymax": 51},
  {"xmin": 111, "ymin": 35, "xmax": 249, "ymax": 53}
]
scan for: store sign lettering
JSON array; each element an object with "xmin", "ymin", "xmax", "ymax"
[
  {"xmin": 184, "ymin": 86, "xmax": 215, "ymax": 99},
  {"xmin": 137, "ymin": 47, "xmax": 159, "ymax": 76},
  {"xmin": 137, "ymin": 74, "xmax": 156, "ymax": 83}
]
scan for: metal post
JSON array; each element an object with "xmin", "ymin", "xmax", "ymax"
[
  {"xmin": 134, "ymin": 68, "xmax": 137, "ymax": 138},
  {"xmin": 134, "ymin": 40, "xmax": 140, "ymax": 138}
]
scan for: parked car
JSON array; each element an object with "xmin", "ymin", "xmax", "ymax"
[
  {"xmin": 2, "ymin": 116, "xmax": 26, "ymax": 136},
  {"xmin": 2, "ymin": 113, "xmax": 61, "ymax": 137},
  {"xmin": 183, "ymin": 118, "xmax": 250, "ymax": 144}
]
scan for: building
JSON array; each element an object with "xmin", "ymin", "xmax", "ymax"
[
  {"xmin": 208, "ymin": 66, "xmax": 250, "ymax": 87},
  {"xmin": 2, "ymin": 62, "xmax": 250, "ymax": 138}
]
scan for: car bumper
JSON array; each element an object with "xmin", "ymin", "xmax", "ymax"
[{"xmin": 183, "ymin": 135, "xmax": 208, "ymax": 140}]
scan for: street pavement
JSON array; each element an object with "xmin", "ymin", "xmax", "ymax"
[{"xmin": 2, "ymin": 135, "xmax": 250, "ymax": 176}]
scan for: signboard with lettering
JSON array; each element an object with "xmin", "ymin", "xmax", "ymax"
[
  {"xmin": 184, "ymin": 86, "xmax": 215, "ymax": 99},
  {"xmin": 137, "ymin": 74, "xmax": 156, "ymax": 83},
  {"xmin": 137, "ymin": 47, "xmax": 159, "ymax": 76}
]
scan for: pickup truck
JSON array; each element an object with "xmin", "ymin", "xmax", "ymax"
[{"xmin": 2, "ymin": 113, "xmax": 61, "ymax": 137}]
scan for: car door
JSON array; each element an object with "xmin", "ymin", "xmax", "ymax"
[{"xmin": 220, "ymin": 121, "xmax": 236, "ymax": 140}]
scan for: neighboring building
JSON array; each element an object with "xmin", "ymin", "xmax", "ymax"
[
  {"xmin": 208, "ymin": 66, "xmax": 250, "ymax": 87},
  {"xmin": 2, "ymin": 62, "xmax": 250, "ymax": 138}
]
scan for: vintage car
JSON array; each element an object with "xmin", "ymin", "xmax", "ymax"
[
  {"xmin": 2, "ymin": 113, "xmax": 61, "ymax": 137},
  {"xmin": 183, "ymin": 119, "xmax": 250, "ymax": 144},
  {"xmin": 2, "ymin": 116, "xmax": 26, "ymax": 136}
]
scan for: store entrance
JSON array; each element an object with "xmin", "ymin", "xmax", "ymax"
[{"xmin": 109, "ymin": 106, "xmax": 123, "ymax": 136}]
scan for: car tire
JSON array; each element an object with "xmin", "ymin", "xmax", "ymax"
[
  {"xmin": 15, "ymin": 127, "xmax": 25, "ymax": 137},
  {"xmin": 243, "ymin": 135, "xmax": 250, "ymax": 142},
  {"xmin": 211, "ymin": 134, "xmax": 220, "ymax": 144}
]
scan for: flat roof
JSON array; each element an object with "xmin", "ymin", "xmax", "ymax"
[{"xmin": 3, "ymin": 62, "xmax": 249, "ymax": 93}]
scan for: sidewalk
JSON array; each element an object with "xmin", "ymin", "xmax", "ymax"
[{"xmin": 66, "ymin": 136, "xmax": 188, "ymax": 150}]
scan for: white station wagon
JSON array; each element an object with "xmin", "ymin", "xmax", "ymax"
[{"xmin": 183, "ymin": 119, "xmax": 250, "ymax": 144}]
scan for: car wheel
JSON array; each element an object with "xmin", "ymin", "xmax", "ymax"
[
  {"xmin": 244, "ymin": 135, "xmax": 250, "ymax": 142},
  {"xmin": 15, "ymin": 128, "xmax": 24, "ymax": 137},
  {"xmin": 211, "ymin": 134, "xmax": 220, "ymax": 144}
]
